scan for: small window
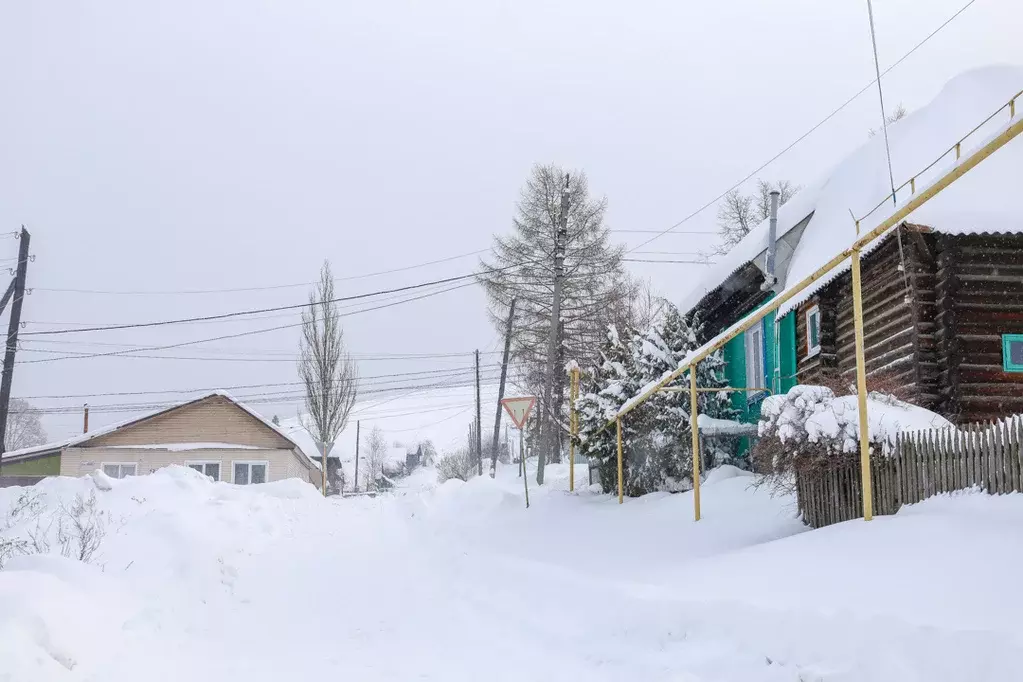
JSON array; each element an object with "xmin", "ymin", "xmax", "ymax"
[
  {"xmin": 233, "ymin": 461, "xmax": 268, "ymax": 485},
  {"xmin": 186, "ymin": 462, "xmax": 221, "ymax": 481},
  {"xmin": 806, "ymin": 305, "xmax": 821, "ymax": 357},
  {"xmin": 1002, "ymin": 334, "xmax": 1023, "ymax": 372},
  {"xmin": 102, "ymin": 463, "xmax": 136, "ymax": 479},
  {"xmin": 745, "ymin": 323, "xmax": 766, "ymax": 390}
]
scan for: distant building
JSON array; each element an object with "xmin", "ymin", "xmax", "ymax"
[{"xmin": 0, "ymin": 392, "xmax": 319, "ymax": 485}]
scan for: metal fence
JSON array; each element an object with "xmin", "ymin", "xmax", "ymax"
[{"xmin": 796, "ymin": 416, "xmax": 1023, "ymax": 528}]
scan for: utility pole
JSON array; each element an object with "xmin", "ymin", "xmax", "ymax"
[
  {"xmin": 537, "ymin": 175, "xmax": 569, "ymax": 485},
  {"xmin": 0, "ymin": 227, "xmax": 30, "ymax": 474},
  {"xmin": 353, "ymin": 420, "xmax": 361, "ymax": 493},
  {"xmin": 490, "ymin": 299, "xmax": 515, "ymax": 477},
  {"xmin": 475, "ymin": 348, "xmax": 483, "ymax": 477}
]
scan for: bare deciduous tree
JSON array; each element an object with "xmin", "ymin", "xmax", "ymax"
[
  {"xmin": 869, "ymin": 103, "xmax": 907, "ymax": 137},
  {"xmin": 480, "ymin": 164, "xmax": 635, "ymax": 475},
  {"xmin": 299, "ymin": 261, "xmax": 358, "ymax": 495},
  {"xmin": 364, "ymin": 426, "xmax": 387, "ymax": 491},
  {"xmin": 716, "ymin": 179, "xmax": 800, "ymax": 253},
  {"xmin": 5, "ymin": 398, "xmax": 46, "ymax": 452}
]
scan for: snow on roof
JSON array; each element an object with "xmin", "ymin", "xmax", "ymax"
[
  {"xmin": 681, "ymin": 65, "xmax": 1023, "ymax": 318},
  {"xmin": 106, "ymin": 442, "xmax": 263, "ymax": 451},
  {"xmin": 386, "ymin": 446, "xmax": 410, "ymax": 465}
]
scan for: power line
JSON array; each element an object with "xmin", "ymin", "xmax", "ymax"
[
  {"xmin": 12, "ymin": 365, "xmax": 509, "ymax": 401},
  {"xmin": 17, "ymin": 280, "xmax": 481, "ymax": 362},
  {"xmin": 22, "ymin": 261, "xmax": 525, "ymax": 337},
  {"xmin": 626, "ymin": 0, "xmax": 978, "ymax": 254},
  {"xmin": 610, "ymin": 229, "xmax": 715, "ymax": 235},
  {"xmin": 32, "ymin": 248, "xmax": 491, "ymax": 296},
  {"xmin": 622, "ymin": 258, "xmax": 716, "ymax": 265}
]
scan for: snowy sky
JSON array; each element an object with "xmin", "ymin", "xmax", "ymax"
[{"xmin": 0, "ymin": 0, "xmax": 1020, "ymax": 446}]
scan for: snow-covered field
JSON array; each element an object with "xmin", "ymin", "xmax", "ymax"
[{"xmin": 2, "ymin": 463, "xmax": 1021, "ymax": 681}]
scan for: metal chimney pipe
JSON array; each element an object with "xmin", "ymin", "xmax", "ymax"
[
  {"xmin": 762, "ymin": 189, "xmax": 781, "ymax": 290},
  {"xmin": 83, "ymin": 404, "xmax": 89, "ymax": 433}
]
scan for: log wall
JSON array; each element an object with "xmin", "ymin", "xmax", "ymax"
[{"xmin": 938, "ymin": 233, "xmax": 1023, "ymax": 422}]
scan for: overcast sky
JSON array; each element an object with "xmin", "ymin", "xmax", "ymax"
[{"xmin": 0, "ymin": 0, "xmax": 1020, "ymax": 446}]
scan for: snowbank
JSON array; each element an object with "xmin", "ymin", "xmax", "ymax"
[{"xmin": 3, "ymin": 460, "xmax": 1022, "ymax": 679}]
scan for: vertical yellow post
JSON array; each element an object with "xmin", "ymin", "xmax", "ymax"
[
  {"xmin": 616, "ymin": 417, "xmax": 624, "ymax": 504},
  {"xmin": 851, "ymin": 248, "xmax": 874, "ymax": 521},
  {"xmin": 569, "ymin": 367, "xmax": 579, "ymax": 492},
  {"xmin": 689, "ymin": 366, "xmax": 702, "ymax": 522}
]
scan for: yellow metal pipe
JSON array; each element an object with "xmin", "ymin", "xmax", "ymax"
[
  {"xmin": 689, "ymin": 368, "xmax": 702, "ymax": 522},
  {"xmin": 659, "ymin": 386, "xmax": 773, "ymax": 394},
  {"xmin": 850, "ymin": 249, "xmax": 874, "ymax": 521},
  {"xmin": 616, "ymin": 417, "xmax": 624, "ymax": 504},
  {"xmin": 606, "ymin": 112, "xmax": 1023, "ymax": 430},
  {"xmin": 569, "ymin": 366, "xmax": 579, "ymax": 492}
]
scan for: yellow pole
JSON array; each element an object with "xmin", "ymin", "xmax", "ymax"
[
  {"xmin": 616, "ymin": 417, "xmax": 624, "ymax": 504},
  {"xmin": 850, "ymin": 248, "xmax": 874, "ymax": 521},
  {"xmin": 689, "ymin": 367, "xmax": 701, "ymax": 522},
  {"xmin": 521, "ymin": 428, "xmax": 529, "ymax": 509}
]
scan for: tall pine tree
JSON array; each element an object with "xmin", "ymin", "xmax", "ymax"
[{"xmin": 577, "ymin": 305, "xmax": 740, "ymax": 496}]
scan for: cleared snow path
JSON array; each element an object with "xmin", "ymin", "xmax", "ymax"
[{"xmin": 2, "ymin": 464, "xmax": 1022, "ymax": 680}]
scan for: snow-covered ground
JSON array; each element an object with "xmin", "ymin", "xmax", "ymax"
[{"xmin": 2, "ymin": 463, "xmax": 1021, "ymax": 680}]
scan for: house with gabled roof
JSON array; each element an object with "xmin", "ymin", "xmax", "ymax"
[
  {"xmin": 0, "ymin": 391, "xmax": 320, "ymax": 485},
  {"xmin": 683, "ymin": 66, "xmax": 1023, "ymax": 427}
]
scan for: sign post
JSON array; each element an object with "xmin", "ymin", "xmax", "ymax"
[{"xmin": 501, "ymin": 397, "xmax": 536, "ymax": 509}]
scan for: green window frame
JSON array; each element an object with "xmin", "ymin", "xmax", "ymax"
[{"xmin": 1002, "ymin": 334, "xmax": 1023, "ymax": 372}]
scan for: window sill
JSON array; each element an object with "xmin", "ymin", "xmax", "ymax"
[
  {"xmin": 746, "ymin": 389, "xmax": 769, "ymax": 404},
  {"xmin": 807, "ymin": 346, "xmax": 821, "ymax": 359}
]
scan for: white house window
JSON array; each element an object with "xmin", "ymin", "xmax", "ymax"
[
  {"xmin": 102, "ymin": 463, "xmax": 137, "ymax": 479},
  {"xmin": 233, "ymin": 461, "xmax": 268, "ymax": 485},
  {"xmin": 806, "ymin": 304, "xmax": 822, "ymax": 357},
  {"xmin": 186, "ymin": 461, "xmax": 221, "ymax": 481},
  {"xmin": 745, "ymin": 323, "xmax": 766, "ymax": 390}
]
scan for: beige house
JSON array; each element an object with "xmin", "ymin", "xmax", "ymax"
[{"xmin": 1, "ymin": 392, "xmax": 319, "ymax": 485}]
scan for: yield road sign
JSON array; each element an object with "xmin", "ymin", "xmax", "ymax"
[{"xmin": 501, "ymin": 397, "xmax": 536, "ymax": 429}]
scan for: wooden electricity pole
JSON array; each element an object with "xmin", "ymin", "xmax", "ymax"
[
  {"xmin": 490, "ymin": 299, "xmax": 515, "ymax": 477},
  {"xmin": 475, "ymin": 349, "xmax": 483, "ymax": 476},
  {"xmin": 0, "ymin": 227, "xmax": 30, "ymax": 474}
]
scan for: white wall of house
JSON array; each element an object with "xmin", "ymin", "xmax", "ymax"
[{"xmin": 59, "ymin": 446, "xmax": 318, "ymax": 485}]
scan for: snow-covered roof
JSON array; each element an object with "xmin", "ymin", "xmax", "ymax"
[
  {"xmin": 3, "ymin": 391, "xmax": 315, "ymax": 469},
  {"xmin": 682, "ymin": 65, "xmax": 1023, "ymax": 318}
]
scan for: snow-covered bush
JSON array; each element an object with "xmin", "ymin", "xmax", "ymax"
[
  {"xmin": 577, "ymin": 305, "xmax": 740, "ymax": 496},
  {"xmin": 437, "ymin": 449, "xmax": 475, "ymax": 483},
  {"xmin": 0, "ymin": 490, "xmax": 107, "ymax": 569},
  {"xmin": 753, "ymin": 384, "xmax": 952, "ymax": 493}
]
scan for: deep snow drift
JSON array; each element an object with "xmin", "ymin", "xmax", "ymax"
[{"xmin": 2, "ymin": 463, "xmax": 1022, "ymax": 681}]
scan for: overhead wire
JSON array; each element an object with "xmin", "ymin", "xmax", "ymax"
[
  {"xmin": 32, "ymin": 248, "xmax": 491, "ymax": 296},
  {"xmin": 623, "ymin": 0, "xmax": 979, "ymax": 254}
]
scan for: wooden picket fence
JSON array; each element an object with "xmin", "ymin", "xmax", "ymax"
[{"xmin": 795, "ymin": 416, "xmax": 1023, "ymax": 529}]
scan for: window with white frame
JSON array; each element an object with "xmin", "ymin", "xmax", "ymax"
[
  {"xmin": 745, "ymin": 323, "xmax": 766, "ymax": 390},
  {"xmin": 806, "ymin": 304, "xmax": 822, "ymax": 357},
  {"xmin": 102, "ymin": 463, "xmax": 137, "ymax": 479},
  {"xmin": 233, "ymin": 461, "xmax": 268, "ymax": 485},
  {"xmin": 186, "ymin": 461, "xmax": 221, "ymax": 481}
]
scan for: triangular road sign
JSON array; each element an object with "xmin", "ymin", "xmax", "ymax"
[{"xmin": 501, "ymin": 396, "xmax": 536, "ymax": 429}]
